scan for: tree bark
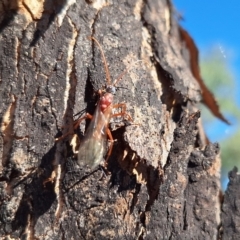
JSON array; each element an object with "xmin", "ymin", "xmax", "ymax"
[{"xmin": 0, "ymin": 0, "xmax": 224, "ymax": 239}]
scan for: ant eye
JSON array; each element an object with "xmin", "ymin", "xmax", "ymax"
[{"xmin": 106, "ymin": 86, "xmax": 116, "ymax": 94}]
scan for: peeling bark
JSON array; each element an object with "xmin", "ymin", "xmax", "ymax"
[{"xmin": 0, "ymin": 0, "xmax": 223, "ymax": 239}]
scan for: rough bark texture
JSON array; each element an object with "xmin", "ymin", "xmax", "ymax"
[
  {"xmin": 222, "ymin": 167, "xmax": 240, "ymax": 240},
  {"xmin": 0, "ymin": 0, "xmax": 226, "ymax": 239}
]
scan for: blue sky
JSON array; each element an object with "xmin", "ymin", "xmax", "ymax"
[
  {"xmin": 173, "ymin": 1, "xmax": 240, "ymax": 189},
  {"xmin": 173, "ymin": 1, "xmax": 240, "ymax": 57}
]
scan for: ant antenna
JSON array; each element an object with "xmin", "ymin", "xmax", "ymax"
[
  {"xmin": 115, "ymin": 86, "xmax": 128, "ymax": 91},
  {"xmin": 113, "ymin": 60, "xmax": 142, "ymax": 86},
  {"xmin": 88, "ymin": 36, "xmax": 111, "ymax": 86},
  {"xmin": 73, "ymin": 108, "xmax": 86, "ymax": 119}
]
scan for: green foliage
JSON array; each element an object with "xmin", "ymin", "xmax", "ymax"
[
  {"xmin": 221, "ymin": 130, "xmax": 240, "ymax": 173},
  {"xmin": 200, "ymin": 48, "xmax": 239, "ymax": 120},
  {"xmin": 200, "ymin": 46, "xmax": 240, "ymax": 189}
]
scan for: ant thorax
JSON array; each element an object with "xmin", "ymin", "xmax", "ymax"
[
  {"xmin": 99, "ymin": 85, "xmax": 116, "ymax": 112},
  {"xmin": 100, "ymin": 92, "xmax": 114, "ymax": 112}
]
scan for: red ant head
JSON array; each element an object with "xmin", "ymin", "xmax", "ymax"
[{"xmin": 98, "ymin": 85, "xmax": 116, "ymax": 97}]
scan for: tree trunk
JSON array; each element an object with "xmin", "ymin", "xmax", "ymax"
[{"xmin": 0, "ymin": 0, "xmax": 230, "ymax": 239}]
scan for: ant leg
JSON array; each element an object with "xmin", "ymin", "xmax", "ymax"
[
  {"xmin": 112, "ymin": 103, "xmax": 132, "ymax": 121},
  {"xmin": 73, "ymin": 113, "xmax": 92, "ymax": 130},
  {"xmin": 55, "ymin": 113, "xmax": 92, "ymax": 141},
  {"xmin": 104, "ymin": 128, "xmax": 114, "ymax": 167}
]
